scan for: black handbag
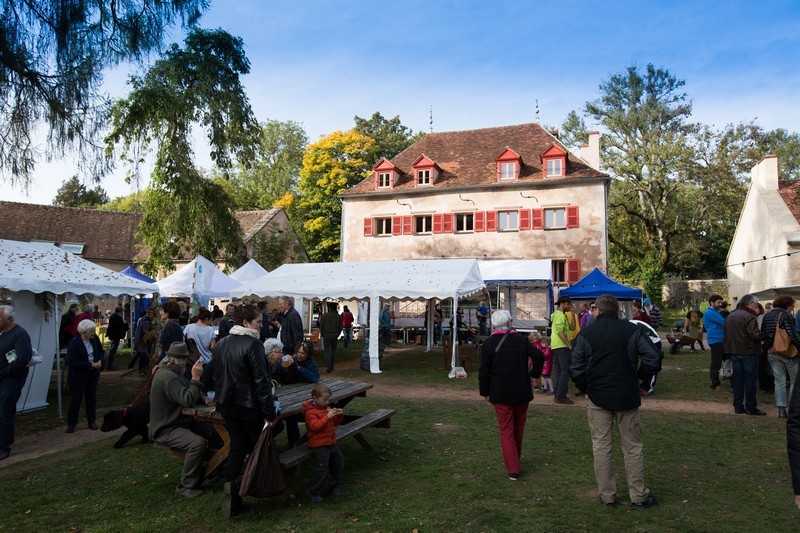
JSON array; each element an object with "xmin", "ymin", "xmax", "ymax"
[{"xmin": 238, "ymin": 425, "xmax": 286, "ymax": 498}]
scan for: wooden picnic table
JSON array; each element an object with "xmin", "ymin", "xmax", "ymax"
[{"xmin": 181, "ymin": 379, "xmax": 375, "ymax": 480}]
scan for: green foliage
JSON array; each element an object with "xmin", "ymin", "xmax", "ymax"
[
  {"xmin": 354, "ymin": 112, "xmax": 425, "ymax": 164},
  {"xmin": 105, "ymin": 28, "xmax": 260, "ymax": 273},
  {"xmin": 558, "ymin": 110, "xmax": 589, "ymax": 150},
  {"xmin": 217, "ymin": 119, "xmax": 308, "ymax": 210},
  {"xmin": 293, "ymin": 130, "xmax": 376, "ymax": 262},
  {"xmin": 52, "ymin": 175, "xmax": 109, "ymax": 207},
  {"xmin": 0, "ymin": 0, "xmax": 208, "ymax": 188},
  {"xmin": 250, "ymin": 224, "xmax": 306, "ymax": 271},
  {"xmin": 98, "ymin": 191, "xmax": 148, "ymax": 213}
]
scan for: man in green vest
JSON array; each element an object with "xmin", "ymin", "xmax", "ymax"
[{"xmin": 551, "ymin": 296, "xmax": 574, "ymax": 404}]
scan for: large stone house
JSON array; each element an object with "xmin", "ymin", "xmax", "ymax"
[
  {"xmin": 0, "ymin": 201, "xmax": 307, "ymax": 276},
  {"xmin": 727, "ymin": 156, "xmax": 800, "ymax": 301},
  {"xmin": 339, "ymin": 123, "xmax": 610, "ymax": 285}
]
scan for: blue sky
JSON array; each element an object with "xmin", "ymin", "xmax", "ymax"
[{"xmin": 9, "ymin": 0, "xmax": 800, "ymax": 204}]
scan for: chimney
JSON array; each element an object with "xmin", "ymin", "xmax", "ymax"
[
  {"xmin": 580, "ymin": 131, "xmax": 600, "ymax": 170},
  {"xmin": 548, "ymin": 129, "xmax": 559, "ymax": 138},
  {"xmin": 752, "ymin": 155, "xmax": 779, "ymax": 190}
]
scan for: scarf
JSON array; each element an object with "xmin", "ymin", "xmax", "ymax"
[{"xmin": 230, "ymin": 325, "xmax": 259, "ymax": 339}]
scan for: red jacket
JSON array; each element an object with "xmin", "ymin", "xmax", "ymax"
[{"xmin": 302, "ymin": 399, "xmax": 343, "ymax": 448}]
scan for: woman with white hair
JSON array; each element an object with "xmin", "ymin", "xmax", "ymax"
[
  {"xmin": 66, "ymin": 319, "xmax": 105, "ymax": 433},
  {"xmin": 479, "ymin": 310, "xmax": 544, "ymax": 480}
]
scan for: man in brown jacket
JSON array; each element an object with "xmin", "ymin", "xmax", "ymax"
[{"xmin": 723, "ymin": 294, "xmax": 765, "ymax": 415}]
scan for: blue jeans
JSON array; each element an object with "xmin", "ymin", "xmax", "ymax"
[
  {"xmin": 768, "ymin": 353, "xmax": 799, "ymax": 408},
  {"xmin": 0, "ymin": 376, "xmax": 27, "ymax": 452},
  {"xmin": 552, "ymin": 348, "xmax": 572, "ymax": 400},
  {"xmin": 731, "ymin": 354, "xmax": 759, "ymax": 412},
  {"xmin": 342, "ymin": 328, "xmax": 352, "ymax": 348}
]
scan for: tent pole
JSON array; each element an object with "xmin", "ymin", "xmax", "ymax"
[
  {"xmin": 450, "ymin": 298, "xmax": 458, "ymax": 373},
  {"xmin": 369, "ymin": 296, "xmax": 381, "ymax": 373},
  {"xmin": 55, "ymin": 294, "xmax": 62, "ymax": 418}
]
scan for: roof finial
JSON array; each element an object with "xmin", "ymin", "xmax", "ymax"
[
  {"xmin": 535, "ymin": 99, "xmax": 540, "ymax": 123},
  {"xmin": 429, "ymin": 106, "xmax": 434, "ymax": 133}
]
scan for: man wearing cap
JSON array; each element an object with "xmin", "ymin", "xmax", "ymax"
[
  {"xmin": 149, "ymin": 341, "xmax": 214, "ymax": 498},
  {"xmin": 551, "ymin": 296, "xmax": 574, "ymax": 404}
]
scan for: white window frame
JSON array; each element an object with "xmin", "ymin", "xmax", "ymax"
[
  {"xmin": 417, "ymin": 169, "xmax": 431, "ymax": 185},
  {"xmin": 498, "ymin": 211, "xmax": 518, "ymax": 231},
  {"xmin": 499, "ymin": 162, "xmax": 516, "ymax": 180},
  {"xmin": 375, "ymin": 217, "xmax": 392, "ymax": 235},
  {"xmin": 414, "ymin": 215, "xmax": 433, "ymax": 234},
  {"xmin": 378, "ymin": 172, "xmax": 392, "ymax": 188},
  {"xmin": 60, "ymin": 242, "xmax": 86, "ymax": 255},
  {"xmin": 544, "ymin": 207, "xmax": 566, "ymax": 229},
  {"xmin": 455, "ymin": 213, "xmax": 474, "ymax": 233},
  {"xmin": 546, "ymin": 159, "xmax": 563, "ymax": 177}
]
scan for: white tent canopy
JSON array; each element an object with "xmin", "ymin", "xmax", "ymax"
[
  {"xmin": 478, "ymin": 259, "xmax": 553, "ymax": 329},
  {"xmin": 229, "ymin": 259, "xmax": 269, "ymax": 284},
  {"xmin": 0, "ymin": 239, "xmax": 158, "ymax": 414},
  {"xmin": 231, "ymin": 259, "xmax": 486, "ymax": 372},
  {"xmin": 156, "ymin": 255, "xmax": 242, "ymax": 305}
]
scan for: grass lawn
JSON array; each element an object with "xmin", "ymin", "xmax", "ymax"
[{"xmin": 2, "ymin": 341, "xmax": 798, "ymax": 531}]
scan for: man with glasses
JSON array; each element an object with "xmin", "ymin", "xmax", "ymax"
[{"xmin": 723, "ymin": 294, "xmax": 765, "ymax": 415}]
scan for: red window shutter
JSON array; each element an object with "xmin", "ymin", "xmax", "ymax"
[
  {"xmin": 474, "ymin": 211, "xmax": 485, "ymax": 232},
  {"xmin": 567, "ymin": 259, "xmax": 581, "ymax": 284},
  {"xmin": 519, "ymin": 209, "xmax": 531, "ymax": 230},
  {"xmin": 485, "ymin": 210, "xmax": 497, "ymax": 232},
  {"xmin": 566, "ymin": 205, "xmax": 579, "ymax": 228},
  {"xmin": 363, "ymin": 217, "xmax": 373, "ymax": 237},
  {"xmin": 433, "ymin": 213, "xmax": 444, "ymax": 234},
  {"xmin": 391, "ymin": 216, "xmax": 402, "ymax": 236},
  {"xmin": 443, "ymin": 213, "xmax": 454, "ymax": 233},
  {"xmin": 532, "ymin": 208, "xmax": 544, "ymax": 229},
  {"xmin": 403, "ymin": 215, "xmax": 412, "ymax": 235}
]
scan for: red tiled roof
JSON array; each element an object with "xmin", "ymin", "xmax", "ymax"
[
  {"xmin": 342, "ymin": 123, "xmax": 606, "ymax": 196},
  {"xmin": 0, "ymin": 201, "xmax": 141, "ymax": 262},
  {"xmin": 778, "ymin": 180, "xmax": 800, "ymax": 224}
]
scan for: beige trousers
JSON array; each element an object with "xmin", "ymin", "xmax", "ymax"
[{"xmin": 586, "ymin": 397, "xmax": 649, "ymax": 504}]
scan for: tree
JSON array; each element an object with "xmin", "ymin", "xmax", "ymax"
[
  {"xmin": 0, "ymin": 0, "xmax": 208, "ymax": 188},
  {"xmin": 52, "ymin": 175, "xmax": 109, "ymax": 207},
  {"xmin": 250, "ymin": 225, "xmax": 306, "ymax": 271},
  {"xmin": 287, "ymin": 130, "xmax": 375, "ymax": 262},
  {"xmin": 99, "ymin": 191, "xmax": 148, "ymax": 213},
  {"xmin": 105, "ymin": 28, "xmax": 261, "ymax": 274},
  {"xmin": 559, "ymin": 110, "xmax": 589, "ymax": 151},
  {"xmin": 354, "ymin": 112, "xmax": 424, "ymax": 164},
  {"xmin": 218, "ymin": 120, "xmax": 308, "ymax": 210}
]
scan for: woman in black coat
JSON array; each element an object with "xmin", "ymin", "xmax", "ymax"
[
  {"xmin": 66, "ymin": 319, "xmax": 105, "ymax": 433},
  {"xmin": 159, "ymin": 301, "xmax": 184, "ymax": 363},
  {"xmin": 479, "ymin": 309, "xmax": 544, "ymax": 480}
]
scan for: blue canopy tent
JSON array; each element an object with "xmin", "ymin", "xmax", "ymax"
[
  {"xmin": 558, "ymin": 267, "xmax": 643, "ymax": 301},
  {"xmin": 120, "ymin": 266, "xmax": 157, "ymax": 284}
]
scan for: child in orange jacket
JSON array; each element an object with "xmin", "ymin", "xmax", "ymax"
[{"xmin": 302, "ymin": 382, "xmax": 344, "ymax": 503}]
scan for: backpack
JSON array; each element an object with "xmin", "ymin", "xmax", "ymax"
[
  {"xmin": 772, "ymin": 311, "xmax": 798, "ymax": 358},
  {"xmin": 184, "ymin": 336, "xmax": 201, "ymax": 365}
]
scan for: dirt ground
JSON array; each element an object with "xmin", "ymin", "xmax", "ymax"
[{"xmin": 1, "ymin": 348, "xmax": 734, "ymax": 469}]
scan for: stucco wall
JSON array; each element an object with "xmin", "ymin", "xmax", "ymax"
[
  {"xmin": 341, "ymin": 180, "xmax": 607, "ymax": 278},
  {"xmin": 727, "ymin": 179, "xmax": 800, "ymax": 298}
]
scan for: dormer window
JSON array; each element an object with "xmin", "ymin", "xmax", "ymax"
[
  {"xmin": 540, "ymin": 144, "xmax": 568, "ymax": 179},
  {"xmin": 372, "ymin": 158, "xmax": 399, "ymax": 190},
  {"xmin": 495, "ymin": 148, "xmax": 522, "ymax": 181},
  {"xmin": 411, "ymin": 155, "xmax": 441, "ymax": 187},
  {"xmin": 546, "ymin": 159, "xmax": 563, "ymax": 177}
]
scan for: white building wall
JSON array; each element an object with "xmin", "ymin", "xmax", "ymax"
[{"xmin": 341, "ymin": 180, "xmax": 607, "ymax": 276}]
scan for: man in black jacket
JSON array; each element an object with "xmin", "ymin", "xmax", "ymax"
[
  {"xmin": 0, "ymin": 305, "xmax": 32, "ymax": 461},
  {"xmin": 213, "ymin": 305, "xmax": 277, "ymax": 518},
  {"xmin": 570, "ymin": 294, "xmax": 660, "ymax": 510},
  {"xmin": 106, "ymin": 306, "xmax": 128, "ymax": 370},
  {"xmin": 788, "ymin": 371, "xmax": 800, "ymax": 509},
  {"xmin": 278, "ymin": 296, "xmax": 304, "ymax": 356}
]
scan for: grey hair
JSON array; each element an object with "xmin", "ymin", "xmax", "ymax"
[
  {"xmin": 84, "ymin": 304, "xmax": 95, "ymax": 313},
  {"xmin": 77, "ymin": 319, "xmax": 96, "ymax": 334},
  {"xmin": 491, "ymin": 309, "xmax": 513, "ymax": 328},
  {"xmin": 277, "ymin": 295, "xmax": 294, "ymax": 307},
  {"xmin": 739, "ymin": 294, "xmax": 759, "ymax": 307},
  {"xmin": 263, "ymin": 338, "xmax": 283, "ymax": 354},
  {"xmin": 0, "ymin": 305, "xmax": 15, "ymax": 321}
]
